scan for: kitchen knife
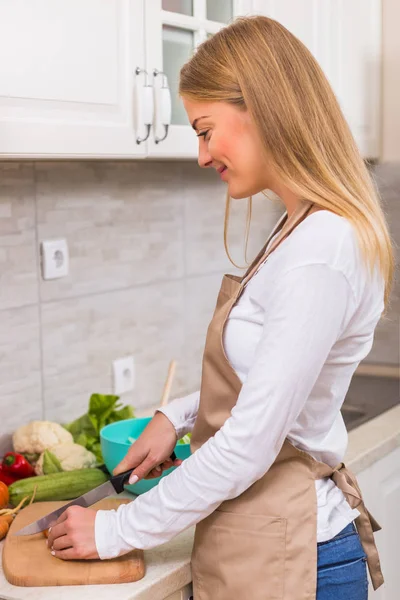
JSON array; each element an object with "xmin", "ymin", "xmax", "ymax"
[{"xmin": 14, "ymin": 451, "xmax": 177, "ymax": 536}]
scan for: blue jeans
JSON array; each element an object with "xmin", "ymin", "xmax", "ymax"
[{"xmin": 317, "ymin": 522, "xmax": 368, "ymax": 599}]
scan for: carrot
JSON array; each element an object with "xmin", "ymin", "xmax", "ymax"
[
  {"xmin": 0, "ymin": 519, "xmax": 9, "ymax": 540},
  {"xmin": 0, "ymin": 481, "xmax": 9, "ymax": 509}
]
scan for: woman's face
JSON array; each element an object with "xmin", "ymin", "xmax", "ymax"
[{"xmin": 182, "ymin": 98, "xmax": 273, "ymax": 199}]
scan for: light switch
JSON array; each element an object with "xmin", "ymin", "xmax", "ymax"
[{"xmin": 41, "ymin": 239, "xmax": 69, "ymax": 280}]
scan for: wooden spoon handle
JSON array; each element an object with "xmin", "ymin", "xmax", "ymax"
[{"xmin": 160, "ymin": 360, "xmax": 177, "ymax": 407}]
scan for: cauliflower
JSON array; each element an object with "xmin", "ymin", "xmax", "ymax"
[
  {"xmin": 13, "ymin": 420, "xmax": 73, "ymax": 455},
  {"xmin": 34, "ymin": 443, "xmax": 97, "ymax": 475}
]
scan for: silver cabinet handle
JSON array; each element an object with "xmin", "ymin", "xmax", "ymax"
[
  {"xmin": 135, "ymin": 67, "xmax": 154, "ymax": 144},
  {"xmin": 153, "ymin": 69, "xmax": 172, "ymax": 144}
]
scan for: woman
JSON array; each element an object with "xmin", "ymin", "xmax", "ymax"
[{"xmin": 48, "ymin": 16, "xmax": 393, "ymax": 600}]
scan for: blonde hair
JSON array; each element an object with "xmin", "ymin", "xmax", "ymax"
[{"xmin": 179, "ymin": 15, "xmax": 395, "ymax": 312}]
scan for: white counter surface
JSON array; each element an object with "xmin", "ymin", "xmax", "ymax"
[{"xmin": 1, "ymin": 404, "xmax": 399, "ymax": 600}]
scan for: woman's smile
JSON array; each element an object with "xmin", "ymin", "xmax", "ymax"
[{"xmin": 217, "ymin": 165, "xmax": 228, "ymax": 179}]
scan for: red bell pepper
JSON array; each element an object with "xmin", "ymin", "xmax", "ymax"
[
  {"xmin": 0, "ymin": 463, "xmax": 20, "ymax": 486},
  {"xmin": 2, "ymin": 452, "xmax": 35, "ymax": 478}
]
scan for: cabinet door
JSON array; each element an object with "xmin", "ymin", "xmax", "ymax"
[
  {"xmin": 0, "ymin": 0, "xmax": 148, "ymax": 158},
  {"xmin": 328, "ymin": 0, "xmax": 381, "ymax": 159},
  {"xmin": 251, "ymin": 0, "xmax": 381, "ymax": 159},
  {"xmin": 145, "ymin": 0, "xmax": 254, "ymax": 159},
  {"xmin": 252, "ymin": 0, "xmax": 324, "ymax": 59},
  {"xmin": 357, "ymin": 447, "xmax": 400, "ymax": 600}
]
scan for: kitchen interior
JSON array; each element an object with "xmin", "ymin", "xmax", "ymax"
[{"xmin": 0, "ymin": 1, "xmax": 399, "ymax": 599}]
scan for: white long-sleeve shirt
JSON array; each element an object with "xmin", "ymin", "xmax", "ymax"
[{"xmin": 95, "ymin": 210, "xmax": 385, "ymax": 558}]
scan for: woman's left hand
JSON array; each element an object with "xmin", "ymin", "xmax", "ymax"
[{"xmin": 46, "ymin": 506, "xmax": 99, "ymax": 560}]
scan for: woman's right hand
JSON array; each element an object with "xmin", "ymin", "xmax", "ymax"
[{"xmin": 112, "ymin": 411, "xmax": 183, "ymax": 484}]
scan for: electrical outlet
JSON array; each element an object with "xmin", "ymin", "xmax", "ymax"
[
  {"xmin": 113, "ymin": 356, "xmax": 135, "ymax": 395},
  {"xmin": 41, "ymin": 239, "xmax": 69, "ymax": 280}
]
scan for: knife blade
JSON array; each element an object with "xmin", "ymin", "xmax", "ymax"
[{"xmin": 14, "ymin": 450, "xmax": 177, "ymax": 536}]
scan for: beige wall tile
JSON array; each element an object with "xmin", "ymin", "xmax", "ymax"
[
  {"xmin": 183, "ymin": 272, "xmax": 227, "ymax": 392},
  {"xmin": 367, "ymin": 296, "xmax": 400, "ymax": 365},
  {"xmin": 183, "ymin": 163, "xmax": 284, "ymax": 276},
  {"xmin": 367, "ymin": 322, "xmax": 399, "ymax": 365},
  {"xmin": 36, "ymin": 162, "xmax": 185, "ymax": 301},
  {"xmin": 372, "ymin": 163, "xmax": 400, "ymax": 196},
  {"xmin": 0, "ymin": 163, "xmax": 38, "ymax": 310},
  {"xmin": 364, "ymin": 163, "xmax": 400, "ymax": 366},
  {"xmin": 0, "ymin": 305, "xmax": 42, "ymax": 438},
  {"xmin": 41, "ymin": 279, "xmax": 186, "ymax": 423}
]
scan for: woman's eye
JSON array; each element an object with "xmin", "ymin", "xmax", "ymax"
[{"xmin": 197, "ymin": 130, "xmax": 211, "ymax": 142}]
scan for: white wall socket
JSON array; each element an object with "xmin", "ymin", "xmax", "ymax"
[
  {"xmin": 41, "ymin": 239, "xmax": 69, "ymax": 280},
  {"xmin": 113, "ymin": 356, "xmax": 135, "ymax": 395}
]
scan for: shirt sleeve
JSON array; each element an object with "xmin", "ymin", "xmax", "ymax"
[
  {"xmin": 155, "ymin": 390, "xmax": 200, "ymax": 439},
  {"xmin": 95, "ymin": 264, "xmax": 355, "ymax": 558}
]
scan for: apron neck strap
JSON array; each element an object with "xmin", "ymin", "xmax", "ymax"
[{"xmin": 240, "ymin": 200, "xmax": 315, "ymax": 289}]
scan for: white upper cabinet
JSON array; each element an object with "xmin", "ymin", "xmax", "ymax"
[
  {"xmin": 252, "ymin": 0, "xmax": 382, "ymax": 159},
  {"xmin": 0, "ymin": 0, "xmax": 381, "ymax": 159},
  {"xmin": 0, "ymin": 0, "xmax": 147, "ymax": 158},
  {"xmin": 144, "ymin": 0, "xmax": 254, "ymax": 158},
  {"xmin": 328, "ymin": 0, "xmax": 382, "ymax": 160}
]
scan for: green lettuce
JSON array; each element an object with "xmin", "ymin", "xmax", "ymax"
[{"xmin": 64, "ymin": 393, "xmax": 135, "ymax": 463}]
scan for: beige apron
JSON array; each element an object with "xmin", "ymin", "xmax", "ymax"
[{"xmin": 190, "ymin": 200, "xmax": 384, "ymax": 600}]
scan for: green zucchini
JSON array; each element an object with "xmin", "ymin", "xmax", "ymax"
[{"xmin": 8, "ymin": 468, "xmax": 108, "ymax": 507}]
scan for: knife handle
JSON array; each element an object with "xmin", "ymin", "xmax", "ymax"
[{"xmin": 111, "ymin": 451, "xmax": 177, "ymax": 493}]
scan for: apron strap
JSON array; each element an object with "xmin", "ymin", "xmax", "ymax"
[
  {"xmin": 240, "ymin": 200, "xmax": 315, "ymax": 289},
  {"xmin": 240, "ymin": 209, "xmax": 288, "ymax": 281},
  {"xmin": 332, "ymin": 463, "xmax": 384, "ymax": 590}
]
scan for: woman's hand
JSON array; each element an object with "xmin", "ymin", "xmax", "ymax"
[
  {"xmin": 46, "ymin": 413, "xmax": 182, "ymax": 561},
  {"xmin": 113, "ymin": 411, "xmax": 183, "ymax": 484},
  {"xmin": 47, "ymin": 506, "xmax": 98, "ymax": 560}
]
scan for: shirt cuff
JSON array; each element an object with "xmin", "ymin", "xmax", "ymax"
[
  {"xmin": 95, "ymin": 509, "xmax": 119, "ymax": 559},
  {"xmin": 155, "ymin": 390, "xmax": 200, "ymax": 439},
  {"xmin": 95, "ymin": 505, "xmax": 142, "ymax": 560}
]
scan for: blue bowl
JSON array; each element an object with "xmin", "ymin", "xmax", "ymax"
[{"xmin": 100, "ymin": 417, "xmax": 191, "ymax": 495}]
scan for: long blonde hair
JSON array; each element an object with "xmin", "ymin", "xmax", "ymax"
[{"xmin": 179, "ymin": 16, "xmax": 395, "ymax": 312}]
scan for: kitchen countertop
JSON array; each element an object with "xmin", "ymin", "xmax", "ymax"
[{"xmin": 1, "ymin": 404, "xmax": 399, "ymax": 600}]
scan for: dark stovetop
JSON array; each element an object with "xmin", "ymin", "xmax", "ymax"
[{"xmin": 342, "ymin": 374, "xmax": 400, "ymax": 431}]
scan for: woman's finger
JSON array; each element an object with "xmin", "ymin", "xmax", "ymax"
[
  {"xmin": 161, "ymin": 459, "xmax": 173, "ymax": 470},
  {"xmin": 128, "ymin": 454, "xmax": 161, "ymax": 483},
  {"xmin": 145, "ymin": 469, "xmax": 160, "ymax": 479},
  {"xmin": 51, "ymin": 547, "xmax": 81, "ymax": 561},
  {"xmin": 148, "ymin": 466, "xmax": 161, "ymax": 478},
  {"xmin": 144, "ymin": 457, "xmax": 183, "ymax": 479},
  {"xmin": 113, "ymin": 442, "xmax": 148, "ymax": 476},
  {"xmin": 51, "ymin": 534, "xmax": 72, "ymax": 551},
  {"xmin": 47, "ymin": 520, "xmax": 68, "ymax": 549}
]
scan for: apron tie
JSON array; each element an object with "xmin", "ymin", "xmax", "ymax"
[
  {"xmin": 331, "ymin": 463, "xmax": 362, "ymax": 509},
  {"xmin": 332, "ymin": 462, "xmax": 384, "ymax": 591}
]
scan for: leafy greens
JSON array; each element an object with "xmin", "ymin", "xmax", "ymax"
[{"xmin": 64, "ymin": 393, "xmax": 135, "ymax": 463}]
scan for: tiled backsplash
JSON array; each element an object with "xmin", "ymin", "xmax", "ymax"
[
  {"xmin": 369, "ymin": 163, "xmax": 400, "ymax": 364},
  {"xmin": 0, "ymin": 161, "xmax": 398, "ymax": 450},
  {"xmin": 0, "ymin": 161, "xmax": 282, "ymax": 450}
]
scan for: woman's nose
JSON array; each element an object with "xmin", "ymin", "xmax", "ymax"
[{"xmin": 198, "ymin": 145, "xmax": 213, "ymax": 168}]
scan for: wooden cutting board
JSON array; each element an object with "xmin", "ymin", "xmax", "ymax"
[{"xmin": 2, "ymin": 498, "xmax": 145, "ymax": 586}]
